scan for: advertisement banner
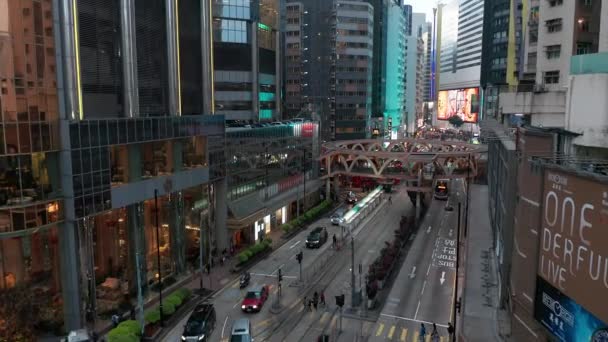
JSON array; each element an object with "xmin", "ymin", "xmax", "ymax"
[
  {"xmin": 436, "ymin": 87, "xmax": 480, "ymax": 123},
  {"xmin": 538, "ymin": 169, "xmax": 608, "ymax": 326},
  {"xmin": 534, "ymin": 276, "xmax": 608, "ymax": 341}
]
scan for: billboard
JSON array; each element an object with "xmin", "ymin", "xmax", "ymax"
[
  {"xmin": 536, "ymin": 169, "xmax": 608, "ymax": 330},
  {"xmin": 437, "ymin": 87, "xmax": 480, "ymax": 123},
  {"xmin": 534, "ymin": 276, "xmax": 608, "ymax": 341}
]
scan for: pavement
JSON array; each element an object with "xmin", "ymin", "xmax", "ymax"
[{"xmin": 459, "ymin": 184, "xmax": 510, "ymax": 342}]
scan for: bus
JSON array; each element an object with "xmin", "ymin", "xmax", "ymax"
[{"xmin": 433, "ymin": 179, "xmax": 449, "ymax": 200}]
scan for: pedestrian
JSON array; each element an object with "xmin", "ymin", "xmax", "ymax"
[
  {"xmin": 432, "ymin": 323, "xmax": 439, "ymax": 338},
  {"xmin": 419, "ymin": 323, "xmax": 426, "ymax": 340},
  {"xmin": 313, "ymin": 291, "xmax": 319, "ymax": 303},
  {"xmin": 313, "ymin": 298, "xmax": 318, "ymax": 310},
  {"xmin": 308, "ymin": 299, "xmax": 313, "ymax": 311},
  {"xmin": 320, "ymin": 291, "xmax": 325, "ymax": 306},
  {"xmin": 332, "ymin": 234, "xmax": 337, "ymax": 248},
  {"xmin": 389, "ymin": 195, "xmax": 392, "ymax": 204},
  {"xmin": 111, "ymin": 314, "xmax": 120, "ymax": 328},
  {"xmin": 447, "ymin": 322, "xmax": 454, "ymax": 336},
  {"xmin": 303, "ymin": 296, "xmax": 307, "ymax": 309}
]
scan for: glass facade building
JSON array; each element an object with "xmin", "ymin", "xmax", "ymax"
[{"xmin": 0, "ymin": 0, "xmax": 225, "ymax": 338}]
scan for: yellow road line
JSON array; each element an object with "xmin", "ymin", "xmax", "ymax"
[
  {"xmin": 376, "ymin": 323, "xmax": 385, "ymax": 337},
  {"xmin": 388, "ymin": 325, "xmax": 396, "ymax": 339},
  {"xmin": 400, "ymin": 328, "xmax": 408, "ymax": 341},
  {"xmin": 319, "ymin": 312, "xmax": 329, "ymax": 324},
  {"xmin": 426, "ymin": 334, "xmax": 431, "ymax": 342},
  {"xmin": 440, "ymin": 336, "xmax": 445, "ymax": 342},
  {"xmin": 413, "ymin": 331, "xmax": 419, "ymax": 342}
]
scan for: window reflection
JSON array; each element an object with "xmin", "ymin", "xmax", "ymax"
[
  {"xmin": 143, "ymin": 196, "xmax": 173, "ymax": 282},
  {"xmin": 110, "ymin": 146, "xmax": 129, "ymax": 186},
  {"xmin": 182, "ymin": 137, "xmax": 207, "ymax": 169},
  {"xmin": 141, "ymin": 142, "xmax": 173, "ymax": 178},
  {"xmin": 0, "ymin": 153, "xmax": 60, "ymax": 207}
]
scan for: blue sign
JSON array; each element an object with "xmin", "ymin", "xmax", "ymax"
[{"xmin": 535, "ymin": 276, "xmax": 608, "ymax": 342}]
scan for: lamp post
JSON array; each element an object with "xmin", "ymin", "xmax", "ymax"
[{"xmin": 154, "ymin": 189, "xmax": 164, "ymax": 327}]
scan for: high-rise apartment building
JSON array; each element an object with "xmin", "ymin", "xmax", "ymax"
[
  {"xmin": 404, "ymin": 12, "xmax": 427, "ymax": 136},
  {"xmin": 212, "ymin": 0, "xmax": 281, "ymax": 121},
  {"xmin": 283, "ymin": 0, "xmax": 373, "ymax": 140}
]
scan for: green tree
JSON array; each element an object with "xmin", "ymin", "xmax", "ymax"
[{"xmin": 448, "ymin": 115, "xmax": 464, "ymax": 128}]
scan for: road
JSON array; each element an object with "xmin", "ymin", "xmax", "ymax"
[
  {"xmin": 265, "ymin": 189, "xmax": 413, "ymax": 342},
  {"xmin": 164, "ymin": 191, "xmax": 373, "ymax": 341},
  {"xmin": 368, "ymin": 181, "xmax": 464, "ymax": 342}
]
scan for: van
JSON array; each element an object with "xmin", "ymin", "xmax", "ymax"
[{"xmin": 230, "ymin": 318, "xmax": 253, "ymax": 342}]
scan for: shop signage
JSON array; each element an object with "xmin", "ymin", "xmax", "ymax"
[
  {"xmin": 534, "ymin": 276, "xmax": 607, "ymax": 341},
  {"xmin": 302, "ymin": 123, "xmax": 314, "ymax": 137},
  {"xmin": 537, "ymin": 169, "xmax": 608, "ymax": 326}
]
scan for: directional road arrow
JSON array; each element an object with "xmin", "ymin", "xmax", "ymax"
[{"xmin": 440, "ymin": 271, "xmax": 446, "ymax": 285}]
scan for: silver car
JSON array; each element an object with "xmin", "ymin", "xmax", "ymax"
[{"xmin": 330, "ymin": 210, "xmax": 345, "ymax": 225}]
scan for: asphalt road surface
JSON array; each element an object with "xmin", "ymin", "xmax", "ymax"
[{"xmin": 369, "ymin": 181, "xmax": 464, "ymax": 342}]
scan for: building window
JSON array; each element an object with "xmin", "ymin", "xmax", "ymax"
[
  {"xmin": 582, "ymin": 0, "xmax": 592, "ymax": 6},
  {"xmin": 543, "ymin": 70, "xmax": 560, "ymax": 84},
  {"xmin": 576, "ymin": 42, "xmax": 593, "ymax": 55},
  {"xmin": 548, "ymin": 0, "xmax": 563, "ymax": 6},
  {"xmin": 545, "ymin": 18, "xmax": 562, "ymax": 32},
  {"xmin": 545, "ymin": 45, "xmax": 561, "ymax": 59}
]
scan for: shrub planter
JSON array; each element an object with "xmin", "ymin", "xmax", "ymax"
[
  {"xmin": 230, "ymin": 248, "xmax": 272, "ymax": 274},
  {"xmin": 280, "ymin": 200, "xmax": 334, "ymax": 239}
]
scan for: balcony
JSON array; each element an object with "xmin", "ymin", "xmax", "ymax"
[{"xmin": 565, "ymin": 52, "xmax": 608, "ymax": 149}]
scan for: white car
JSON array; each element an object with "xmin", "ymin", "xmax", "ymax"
[{"xmin": 330, "ymin": 210, "xmax": 345, "ymax": 225}]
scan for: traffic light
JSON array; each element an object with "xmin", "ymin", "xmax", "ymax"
[
  {"xmin": 335, "ymin": 294, "xmax": 345, "ymax": 307},
  {"xmin": 296, "ymin": 251, "xmax": 303, "ymax": 264},
  {"xmin": 278, "ymin": 268, "xmax": 283, "ymax": 282}
]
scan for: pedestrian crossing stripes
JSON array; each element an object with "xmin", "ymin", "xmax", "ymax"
[{"xmin": 374, "ymin": 325, "xmax": 448, "ymax": 342}]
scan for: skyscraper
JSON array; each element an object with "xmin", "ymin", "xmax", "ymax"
[{"xmin": 212, "ymin": 0, "xmax": 281, "ymax": 121}]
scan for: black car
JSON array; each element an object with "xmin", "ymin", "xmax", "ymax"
[
  {"xmin": 346, "ymin": 191, "xmax": 357, "ymax": 204},
  {"xmin": 306, "ymin": 227, "xmax": 328, "ymax": 248},
  {"xmin": 181, "ymin": 302, "xmax": 216, "ymax": 341}
]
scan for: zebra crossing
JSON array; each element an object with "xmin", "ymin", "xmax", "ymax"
[{"xmin": 373, "ymin": 322, "xmax": 448, "ymax": 342}]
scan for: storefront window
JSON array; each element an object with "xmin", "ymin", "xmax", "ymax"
[
  {"xmin": 182, "ymin": 136, "xmax": 207, "ymax": 169},
  {"xmin": 141, "ymin": 141, "xmax": 173, "ymax": 178},
  {"xmin": 0, "ymin": 153, "xmax": 60, "ymax": 207},
  {"xmin": 143, "ymin": 196, "xmax": 173, "ymax": 282},
  {"xmin": 183, "ymin": 186, "xmax": 209, "ymax": 268},
  {"xmin": 93, "ymin": 209, "xmax": 130, "ymax": 316},
  {"xmin": 110, "ymin": 145, "xmax": 129, "ymax": 185},
  {"xmin": 0, "ymin": 226, "xmax": 63, "ymax": 338}
]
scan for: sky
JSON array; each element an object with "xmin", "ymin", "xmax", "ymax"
[{"xmin": 404, "ymin": 0, "xmax": 441, "ymax": 22}]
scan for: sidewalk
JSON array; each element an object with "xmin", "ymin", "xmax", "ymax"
[
  {"xmin": 460, "ymin": 184, "xmax": 510, "ymax": 342},
  {"xmin": 95, "ymin": 227, "xmax": 288, "ymax": 337}
]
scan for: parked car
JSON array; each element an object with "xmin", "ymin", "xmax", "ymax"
[
  {"xmin": 306, "ymin": 226, "xmax": 328, "ymax": 248},
  {"xmin": 330, "ymin": 210, "xmax": 345, "ymax": 225},
  {"xmin": 346, "ymin": 191, "xmax": 358, "ymax": 204},
  {"xmin": 241, "ymin": 285, "xmax": 269, "ymax": 312},
  {"xmin": 181, "ymin": 302, "xmax": 216, "ymax": 341},
  {"xmin": 230, "ymin": 318, "xmax": 253, "ymax": 342}
]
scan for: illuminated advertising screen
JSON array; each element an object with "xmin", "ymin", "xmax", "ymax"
[
  {"xmin": 437, "ymin": 87, "xmax": 480, "ymax": 123},
  {"xmin": 535, "ymin": 169, "xmax": 608, "ymax": 339}
]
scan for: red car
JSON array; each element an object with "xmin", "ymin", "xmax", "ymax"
[{"xmin": 241, "ymin": 285, "xmax": 269, "ymax": 312}]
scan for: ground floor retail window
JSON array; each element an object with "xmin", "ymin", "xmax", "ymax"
[{"xmin": 0, "ymin": 225, "xmax": 63, "ymax": 338}]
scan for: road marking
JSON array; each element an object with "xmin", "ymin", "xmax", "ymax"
[
  {"xmin": 250, "ymin": 272, "xmax": 296, "ymax": 279},
  {"xmin": 380, "ymin": 313, "xmax": 449, "ymax": 328},
  {"xmin": 376, "ymin": 323, "xmax": 385, "ymax": 336},
  {"xmin": 426, "ymin": 226, "xmax": 432, "ymax": 234},
  {"xmin": 414, "ymin": 301, "xmax": 421, "ymax": 319},
  {"xmin": 320, "ymin": 311, "xmax": 330, "ymax": 324},
  {"xmin": 400, "ymin": 328, "xmax": 408, "ymax": 341},
  {"xmin": 290, "ymin": 240, "xmax": 301, "ymax": 249},
  {"xmin": 440, "ymin": 336, "xmax": 446, "ymax": 342},
  {"xmin": 388, "ymin": 325, "xmax": 396, "ymax": 339},
  {"xmin": 233, "ymin": 301, "xmax": 241, "ymax": 308},
  {"xmin": 409, "ymin": 266, "xmax": 416, "ymax": 278},
  {"xmin": 221, "ymin": 315, "xmax": 229, "ymax": 338},
  {"xmin": 413, "ymin": 331, "xmax": 419, "ymax": 342},
  {"xmin": 421, "ymin": 280, "xmax": 427, "ymax": 294},
  {"xmin": 440, "ymin": 271, "xmax": 446, "ymax": 285},
  {"xmin": 448, "ymin": 229, "xmax": 453, "ymax": 237}
]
